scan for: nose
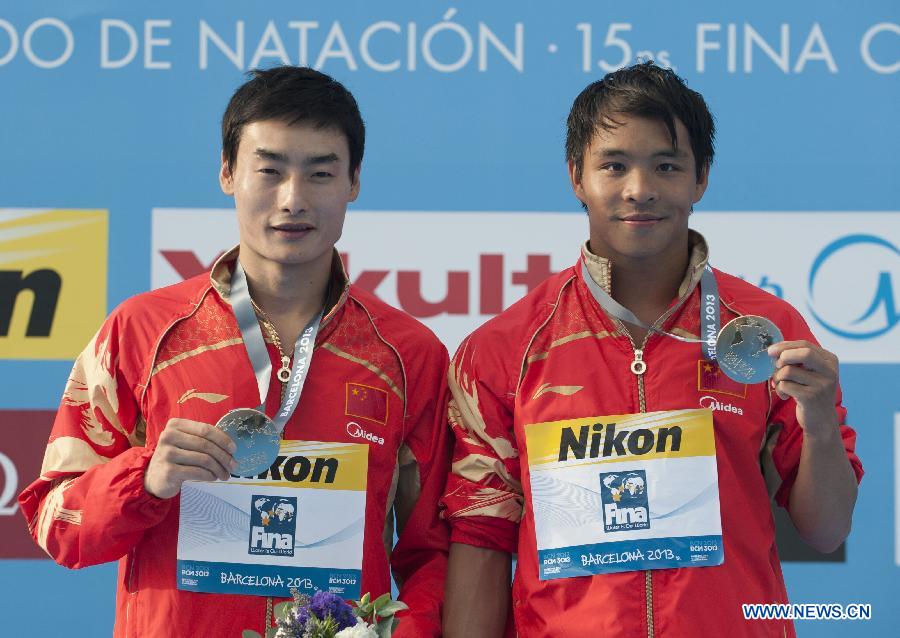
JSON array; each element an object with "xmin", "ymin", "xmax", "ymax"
[
  {"xmin": 621, "ymin": 169, "xmax": 658, "ymax": 205},
  {"xmin": 278, "ymin": 174, "xmax": 308, "ymax": 215}
]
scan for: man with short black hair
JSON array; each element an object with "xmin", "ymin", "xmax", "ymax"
[
  {"xmin": 441, "ymin": 61, "xmax": 862, "ymax": 638},
  {"xmin": 20, "ymin": 66, "xmax": 450, "ymax": 637}
]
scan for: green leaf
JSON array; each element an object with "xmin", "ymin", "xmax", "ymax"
[
  {"xmin": 372, "ymin": 593, "xmax": 392, "ymax": 613},
  {"xmin": 359, "ymin": 592, "xmax": 371, "ymax": 607},
  {"xmin": 273, "ymin": 601, "xmax": 294, "ymax": 622},
  {"xmin": 306, "ymin": 616, "xmax": 339, "ymax": 638},
  {"xmin": 241, "ymin": 632, "xmax": 263, "ymax": 638},
  {"xmin": 356, "ymin": 602, "xmax": 375, "ymax": 619},
  {"xmin": 377, "ymin": 601, "xmax": 408, "ymax": 617},
  {"xmin": 264, "ymin": 629, "xmax": 279, "ymax": 638},
  {"xmin": 374, "ymin": 615, "xmax": 394, "ymax": 638}
]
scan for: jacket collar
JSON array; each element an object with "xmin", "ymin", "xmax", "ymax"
[
  {"xmin": 580, "ymin": 229, "xmax": 710, "ymax": 300},
  {"xmin": 209, "ymin": 245, "xmax": 351, "ymax": 326}
]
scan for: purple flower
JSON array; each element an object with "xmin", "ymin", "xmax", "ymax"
[
  {"xmin": 276, "ymin": 614, "xmax": 306, "ymax": 638},
  {"xmin": 295, "ymin": 605, "xmax": 312, "ymax": 628},
  {"xmin": 301, "ymin": 591, "xmax": 356, "ymax": 630}
]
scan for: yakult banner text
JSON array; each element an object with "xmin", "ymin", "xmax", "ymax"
[{"xmin": 153, "ymin": 209, "xmax": 899, "ymax": 359}]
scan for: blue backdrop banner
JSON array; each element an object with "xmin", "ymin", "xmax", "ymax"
[{"xmin": 0, "ymin": 1, "xmax": 897, "ymax": 636}]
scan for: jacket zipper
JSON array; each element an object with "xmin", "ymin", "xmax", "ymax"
[
  {"xmin": 265, "ymin": 337, "xmax": 290, "ymax": 632},
  {"xmin": 630, "ymin": 337, "xmax": 652, "ymax": 638},
  {"xmin": 639, "ymin": 351, "xmax": 652, "ymax": 638},
  {"xmin": 616, "ymin": 295, "xmax": 691, "ymax": 638}
]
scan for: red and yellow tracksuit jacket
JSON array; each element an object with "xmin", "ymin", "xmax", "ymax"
[
  {"xmin": 19, "ymin": 248, "xmax": 450, "ymax": 638},
  {"xmin": 441, "ymin": 235, "xmax": 863, "ymax": 638}
]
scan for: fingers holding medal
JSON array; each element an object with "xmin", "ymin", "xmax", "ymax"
[
  {"xmin": 145, "ymin": 418, "xmax": 239, "ymax": 499},
  {"xmin": 767, "ymin": 340, "xmax": 841, "ymax": 434}
]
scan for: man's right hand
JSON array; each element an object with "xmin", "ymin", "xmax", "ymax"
[{"xmin": 144, "ymin": 418, "xmax": 238, "ymax": 499}]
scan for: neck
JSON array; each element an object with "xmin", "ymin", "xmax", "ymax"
[
  {"xmin": 589, "ymin": 243, "xmax": 690, "ymax": 326},
  {"xmin": 238, "ymin": 246, "xmax": 333, "ymax": 325}
]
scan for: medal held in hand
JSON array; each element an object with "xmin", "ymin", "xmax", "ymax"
[
  {"xmin": 216, "ymin": 408, "xmax": 281, "ymax": 477},
  {"xmin": 716, "ymin": 315, "xmax": 784, "ymax": 384}
]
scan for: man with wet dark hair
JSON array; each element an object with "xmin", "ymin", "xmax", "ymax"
[
  {"xmin": 221, "ymin": 66, "xmax": 366, "ymax": 180},
  {"xmin": 441, "ymin": 61, "xmax": 862, "ymax": 638},
  {"xmin": 21, "ymin": 66, "xmax": 450, "ymax": 637},
  {"xmin": 565, "ymin": 62, "xmax": 714, "ymax": 184}
]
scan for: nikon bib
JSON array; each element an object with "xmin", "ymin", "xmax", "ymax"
[
  {"xmin": 176, "ymin": 440, "xmax": 368, "ymax": 598},
  {"xmin": 525, "ymin": 409, "xmax": 724, "ymax": 579}
]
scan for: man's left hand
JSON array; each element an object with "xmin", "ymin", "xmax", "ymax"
[{"xmin": 767, "ymin": 340, "xmax": 840, "ymax": 438}]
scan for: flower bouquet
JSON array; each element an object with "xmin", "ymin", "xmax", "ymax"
[{"xmin": 243, "ymin": 590, "xmax": 408, "ymax": 638}]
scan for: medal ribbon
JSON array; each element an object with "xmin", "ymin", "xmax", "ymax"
[
  {"xmin": 579, "ymin": 259, "xmax": 720, "ymax": 361},
  {"xmin": 230, "ymin": 260, "xmax": 323, "ymax": 434}
]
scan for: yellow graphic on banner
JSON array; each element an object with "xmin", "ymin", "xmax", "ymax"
[
  {"xmin": 0, "ymin": 209, "xmax": 107, "ymax": 359},
  {"xmin": 525, "ymin": 409, "xmax": 715, "ymax": 470},
  {"xmin": 229, "ymin": 440, "xmax": 369, "ymax": 491}
]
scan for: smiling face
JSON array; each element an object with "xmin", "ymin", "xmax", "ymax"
[
  {"xmin": 569, "ymin": 114, "xmax": 708, "ymax": 268},
  {"xmin": 220, "ymin": 119, "xmax": 360, "ymax": 274}
]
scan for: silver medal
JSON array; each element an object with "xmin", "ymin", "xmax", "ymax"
[
  {"xmin": 716, "ymin": 315, "xmax": 784, "ymax": 384},
  {"xmin": 215, "ymin": 408, "xmax": 281, "ymax": 478}
]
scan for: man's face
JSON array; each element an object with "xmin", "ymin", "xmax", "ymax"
[
  {"xmin": 569, "ymin": 114, "xmax": 708, "ymax": 264},
  {"xmin": 220, "ymin": 119, "xmax": 360, "ymax": 269}
]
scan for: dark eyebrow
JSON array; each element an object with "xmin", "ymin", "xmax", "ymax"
[
  {"xmin": 254, "ymin": 149, "xmax": 341, "ymax": 166},
  {"xmin": 304, "ymin": 153, "xmax": 340, "ymax": 167},
  {"xmin": 593, "ymin": 148, "xmax": 689, "ymax": 159},
  {"xmin": 254, "ymin": 148, "xmax": 288, "ymax": 162},
  {"xmin": 652, "ymin": 149, "xmax": 689, "ymax": 159}
]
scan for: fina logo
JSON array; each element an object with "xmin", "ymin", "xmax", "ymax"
[
  {"xmin": 599, "ymin": 470, "xmax": 650, "ymax": 533},
  {"xmin": 248, "ymin": 495, "xmax": 297, "ymax": 557},
  {"xmin": 808, "ymin": 234, "xmax": 900, "ymax": 340}
]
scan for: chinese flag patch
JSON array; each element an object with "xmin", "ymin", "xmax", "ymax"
[
  {"xmin": 697, "ymin": 360, "xmax": 748, "ymax": 398},
  {"xmin": 345, "ymin": 383, "xmax": 388, "ymax": 425}
]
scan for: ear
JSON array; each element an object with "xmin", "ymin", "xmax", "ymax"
[
  {"xmin": 219, "ymin": 151, "xmax": 235, "ymax": 196},
  {"xmin": 348, "ymin": 166, "xmax": 361, "ymax": 202},
  {"xmin": 568, "ymin": 160, "xmax": 586, "ymax": 204},
  {"xmin": 693, "ymin": 163, "xmax": 710, "ymax": 204}
]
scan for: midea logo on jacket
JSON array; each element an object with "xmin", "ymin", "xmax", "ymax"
[
  {"xmin": 699, "ymin": 395, "xmax": 743, "ymax": 416},
  {"xmin": 346, "ymin": 421, "xmax": 385, "ymax": 446},
  {"xmin": 808, "ymin": 234, "xmax": 900, "ymax": 340}
]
